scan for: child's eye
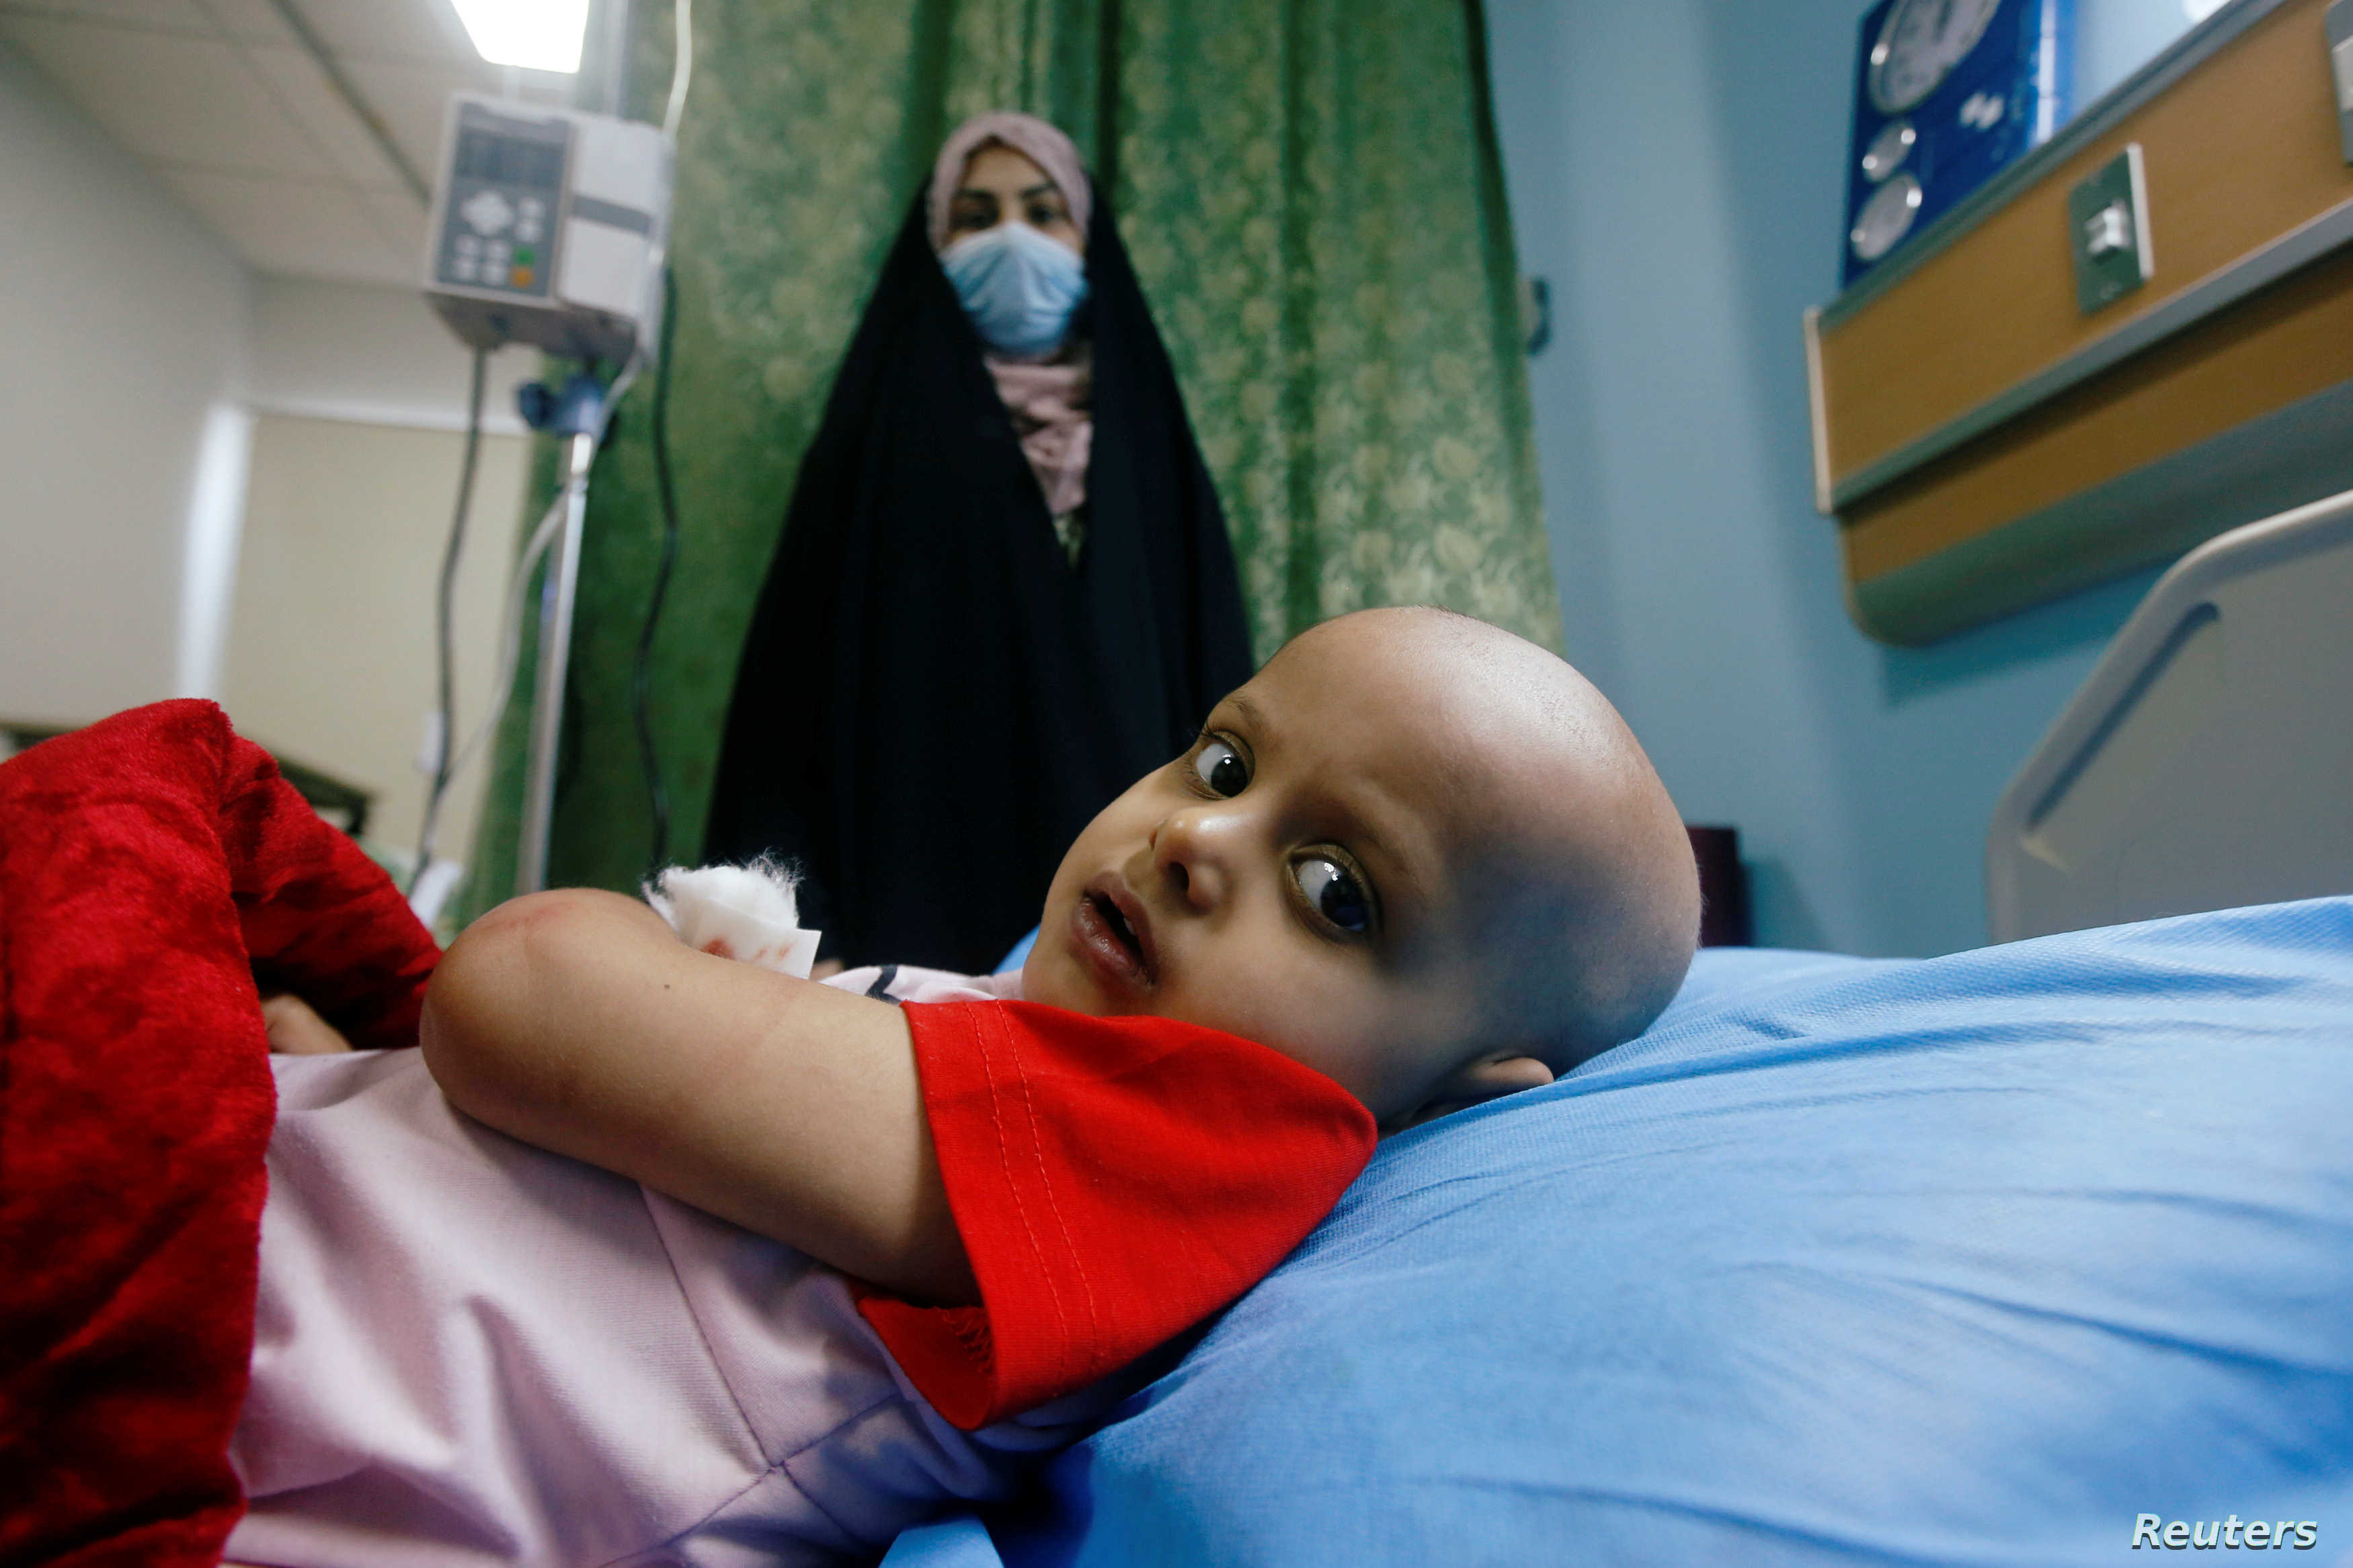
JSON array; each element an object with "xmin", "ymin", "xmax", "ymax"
[
  {"xmin": 1190, "ymin": 737, "xmax": 1250, "ymax": 797},
  {"xmin": 1293, "ymin": 854, "xmax": 1375, "ymax": 936}
]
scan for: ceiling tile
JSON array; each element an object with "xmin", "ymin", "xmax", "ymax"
[
  {"xmin": 239, "ymin": 40, "xmax": 408, "ymax": 186},
  {"xmin": 359, "ymin": 183, "xmax": 430, "ymax": 269},
  {"xmin": 193, "ymin": 0, "xmax": 470, "ymax": 62},
  {"xmin": 292, "ymin": 0, "xmax": 471, "ymax": 65},
  {"xmin": 0, "ymin": 0, "xmax": 215, "ymax": 34},
  {"xmin": 159, "ymin": 165, "xmax": 413, "ymax": 284},
  {"xmin": 336, "ymin": 54, "xmax": 485, "ymax": 175},
  {"xmin": 2, "ymin": 15, "xmax": 330, "ymax": 174},
  {"xmin": 191, "ymin": 0, "xmax": 292, "ymax": 46}
]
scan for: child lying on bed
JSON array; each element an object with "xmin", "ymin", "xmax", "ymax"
[{"xmin": 229, "ymin": 606, "xmax": 1700, "ymax": 1567}]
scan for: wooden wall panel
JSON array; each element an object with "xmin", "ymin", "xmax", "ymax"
[
  {"xmin": 1809, "ymin": 0, "xmax": 2353, "ymax": 641},
  {"xmin": 1819, "ymin": 0, "xmax": 2351, "ymax": 489},
  {"xmin": 1842, "ymin": 245, "xmax": 2353, "ymax": 581}
]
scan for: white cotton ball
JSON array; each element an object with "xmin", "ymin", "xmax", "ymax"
[{"xmin": 644, "ymin": 861, "xmax": 824, "ymax": 979}]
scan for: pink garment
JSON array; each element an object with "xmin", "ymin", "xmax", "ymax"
[
  {"xmin": 227, "ymin": 964, "xmax": 1081, "ymax": 1568},
  {"xmin": 927, "ymin": 112, "xmax": 1095, "ymax": 524},
  {"xmin": 992, "ymin": 351, "xmax": 1094, "ymax": 518}
]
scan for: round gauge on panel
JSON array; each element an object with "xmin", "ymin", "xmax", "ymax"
[
  {"xmin": 1860, "ymin": 119, "xmax": 1917, "ymax": 183},
  {"xmin": 1868, "ymin": 0, "xmax": 2005, "ymax": 114},
  {"xmin": 1849, "ymin": 173, "xmax": 1923, "ymax": 262}
]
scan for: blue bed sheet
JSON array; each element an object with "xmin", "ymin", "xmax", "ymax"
[{"xmin": 893, "ymin": 898, "xmax": 2353, "ymax": 1566}]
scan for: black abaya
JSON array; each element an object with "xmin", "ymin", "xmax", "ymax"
[{"xmin": 703, "ymin": 192, "xmax": 1254, "ymax": 974}]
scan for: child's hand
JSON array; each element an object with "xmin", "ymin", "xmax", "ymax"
[
  {"xmin": 644, "ymin": 863, "xmax": 822, "ymax": 975},
  {"xmin": 260, "ymin": 991, "xmax": 354, "ymax": 1055}
]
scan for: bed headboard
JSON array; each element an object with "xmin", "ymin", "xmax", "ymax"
[{"xmin": 1987, "ymin": 485, "xmax": 2353, "ymax": 943}]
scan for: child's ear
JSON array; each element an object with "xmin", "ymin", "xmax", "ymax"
[{"xmin": 1383, "ymin": 1053, "xmax": 1555, "ymax": 1134}]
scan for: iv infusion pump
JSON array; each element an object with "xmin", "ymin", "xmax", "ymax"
[
  {"xmin": 422, "ymin": 94, "xmax": 673, "ymax": 366},
  {"xmin": 409, "ymin": 94, "xmax": 676, "ymax": 906}
]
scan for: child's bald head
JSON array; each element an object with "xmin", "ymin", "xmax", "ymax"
[
  {"xmin": 1361, "ymin": 609, "xmax": 1698, "ymax": 1071},
  {"xmin": 1025, "ymin": 607, "xmax": 1700, "ymax": 1130}
]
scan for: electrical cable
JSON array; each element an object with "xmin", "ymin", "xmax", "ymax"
[
  {"xmin": 409, "ymin": 346, "xmax": 488, "ymax": 897},
  {"xmin": 662, "ymin": 0, "xmax": 693, "ymax": 139},
  {"xmin": 633, "ymin": 265, "xmax": 682, "ymax": 873}
]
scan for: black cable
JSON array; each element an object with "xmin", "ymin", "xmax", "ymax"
[
  {"xmin": 635, "ymin": 266, "xmax": 682, "ymax": 874},
  {"xmin": 411, "ymin": 345, "xmax": 489, "ymax": 896}
]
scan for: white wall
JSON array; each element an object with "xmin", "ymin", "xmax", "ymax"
[
  {"xmin": 250, "ymin": 274, "xmax": 540, "ymax": 436},
  {"xmin": 1, "ymin": 44, "xmax": 530, "ymax": 880},
  {"xmin": 219, "ymin": 413, "xmax": 530, "ymax": 872},
  {"xmin": 229, "ymin": 274, "xmax": 537, "ymax": 867},
  {"xmin": 1487, "ymin": 0, "xmax": 2163, "ymax": 956},
  {"xmin": 0, "ymin": 38, "xmax": 250, "ymax": 723}
]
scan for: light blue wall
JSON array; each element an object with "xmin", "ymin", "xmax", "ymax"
[
  {"xmin": 2076, "ymin": 0, "xmax": 2212, "ymax": 108},
  {"xmin": 1484, "ymin": 0, "xmax": 2163, "ymax": 956}
]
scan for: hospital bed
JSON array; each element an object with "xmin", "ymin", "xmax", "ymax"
[
  {"xmin": 1988, "ymin": 485, "xmax": 2353, "ymax": 942},
  {"xmin": 884, "ymin": 497, "xmax": 2353, "ymax": 1566}
]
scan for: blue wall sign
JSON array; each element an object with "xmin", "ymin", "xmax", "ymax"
[{"xmin": 1842, "ymin": 0, "xmax": 2073, "ymax": 285}]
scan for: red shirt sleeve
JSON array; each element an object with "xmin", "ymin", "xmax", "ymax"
[{"xmin": 855, "ymin": 999, "xmax": 1377, "ymax": 1430}]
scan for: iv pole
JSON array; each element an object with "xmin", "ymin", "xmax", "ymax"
[
  {"xmin": 512, "ymin": 0, "xmax": 634, "ymax": 897},
  {"xmin": 514, "ymin": 418, "xmax": 599, "ymax": 894}
]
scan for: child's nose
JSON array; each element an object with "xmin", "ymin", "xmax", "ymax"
[{"xmin": 1150, "ymin": 807, "xmax": 1232, "ymax": 912}]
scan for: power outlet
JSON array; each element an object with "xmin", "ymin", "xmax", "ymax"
[{"xmin": 2069, "ymin": 143, "xmax": 2153, "ymax": 315}]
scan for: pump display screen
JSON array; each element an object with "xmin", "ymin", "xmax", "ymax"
[{"xmin": 454, "ymin": 129, "xmax": 565, "ymax": 191}]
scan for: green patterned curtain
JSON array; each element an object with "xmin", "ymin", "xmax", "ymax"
[{"xmin": 462, "ymin": 0, "xmax": 1555, "ymax": 917}]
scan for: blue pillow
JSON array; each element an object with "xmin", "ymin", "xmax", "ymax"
[
  {"xmin": 996, "ymin": 927, "xmax": 1039, "ymax": 974},
  {"xmin": 894, "ymin": 899, "xmax": 2353, "ymax": 1565}
]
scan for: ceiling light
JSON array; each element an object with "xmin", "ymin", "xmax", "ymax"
[{"xmin": 450, "ymin": 0, "xmax": 590, "ymax": 73}]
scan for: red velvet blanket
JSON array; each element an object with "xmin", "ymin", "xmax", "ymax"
[{"xmin": 0, "ymin": 701, "xmax": 440, "ymax": 1567}]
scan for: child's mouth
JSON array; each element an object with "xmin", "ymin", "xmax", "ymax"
[
  {"xmin": 1091, "ymin": 892, "xmax": 1140, "ymax": 956},
  {"xmin": 1073, "ymin": 880, "xmax": 1156, "ymax": 991}
]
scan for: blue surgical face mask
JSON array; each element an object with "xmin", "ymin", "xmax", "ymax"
[{"xmin": 941, "ymin": 220, "xmax": 1088, "ymax": 358}]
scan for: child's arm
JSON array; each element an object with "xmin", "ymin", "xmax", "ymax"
[{"xmin": 419, "ymin": 888, "xmax": 977, "ymax": 1305}]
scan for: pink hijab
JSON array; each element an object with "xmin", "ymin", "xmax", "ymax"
[
  {"xmin": 925, "ymin": 112, "xmax": 1092, "ymax": 249},
  {"xmin": 926, "ymin": 112, "xmax": 1094, "ymax": 522}
]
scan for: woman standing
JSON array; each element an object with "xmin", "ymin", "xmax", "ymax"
[{"xmin": 704, "ymin": 112, "xmax": 1254, "ymax": 975}]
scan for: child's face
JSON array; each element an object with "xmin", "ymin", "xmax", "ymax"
[{"xmin": 1023, "ymin": 614, "xmax": 1586, "ymax": 1126}]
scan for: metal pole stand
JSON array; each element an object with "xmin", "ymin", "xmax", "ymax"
[{"xmin": 514, "ymin": 371, "xmax": 608, "ymax": 895}]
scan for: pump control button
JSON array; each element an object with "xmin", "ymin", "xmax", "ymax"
[{"xmin": 460, "ymin": 189, "xmax": 515, "ymax": 235}]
